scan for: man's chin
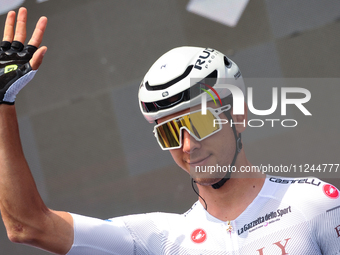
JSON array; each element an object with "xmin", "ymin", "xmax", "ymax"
[{"xmin": 193, "ymin": 177, "xmax": 225, "ymax": 186}]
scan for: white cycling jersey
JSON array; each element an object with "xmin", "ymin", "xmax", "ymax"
[{"xmin": 66, "ymin": 176, "xmax": 340, "ymax": 255}]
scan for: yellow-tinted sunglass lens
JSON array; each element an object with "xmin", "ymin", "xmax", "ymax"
[
  {"xmin": 156, "ymin": 110, "xmax": 220, "ymax": 149},
  {"xmin": 189, "ymin": 111, "xmax": 219, "ymax": 138},
  {"xmin": 156, "ymin": 123, "xmax": 180, "ymax": 148}
]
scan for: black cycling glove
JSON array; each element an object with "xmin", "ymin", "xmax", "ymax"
[{"xmin": 0, "ymin": 40, "xmax": 38, "ymax": 104}]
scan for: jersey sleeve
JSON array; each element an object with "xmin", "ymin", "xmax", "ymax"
[
  {"xmin": 310, "ymin": 183, "xmax": 340, "ymax": 255},
  {"xmin": 313, "ymin": 204, "xmax": 340, "ymax": 255},
  {"xmin": 268, "ymin": 176, "xmax": 340, "ymax": 254},
  {"xmin": 66, "ymin": 213, "xmax": 135, "ymax": 255}
]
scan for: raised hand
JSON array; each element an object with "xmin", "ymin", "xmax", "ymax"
[
  {"xmin": 0, "ymin": 7, "xmax": 47, "ymax": 104},
  {"xmin": 0, "ymin": 10, "xmax": 74, "ymax": 254}
]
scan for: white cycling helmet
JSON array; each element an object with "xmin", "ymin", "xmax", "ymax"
[{"xmin": 138, "ymin": 46, "xmax": 245, "ymax": 123}]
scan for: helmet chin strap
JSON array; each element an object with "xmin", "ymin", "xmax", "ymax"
[{"xmin": 211, "ymin": 111, "xmax": 242, "ymax": 189}]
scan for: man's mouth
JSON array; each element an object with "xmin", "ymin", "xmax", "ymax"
[{"xmin": 186, "ymin": 155, "xmax": 211, "ymax": 166}]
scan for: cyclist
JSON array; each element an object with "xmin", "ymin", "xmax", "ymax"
[{"xmin": 0, "ymin": 8, "xmax": 339, "ymax": 255}]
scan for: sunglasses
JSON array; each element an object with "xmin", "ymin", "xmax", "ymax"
[{"xmin": 154, "ymin": 104, "xmax": 231, "ymax": 150}]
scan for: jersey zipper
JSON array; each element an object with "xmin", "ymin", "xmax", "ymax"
[{"xmin": 225, "ymin": 220, "xmax": 239, "ymax": 255}]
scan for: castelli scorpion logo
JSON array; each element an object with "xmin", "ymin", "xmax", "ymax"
[{"xmin": 191, "ymin": 228, "xmax": 207, "ymax": 243}]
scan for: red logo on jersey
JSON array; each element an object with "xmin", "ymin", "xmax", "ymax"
[
  {"xmin": 323, "ymin": 184, "xmax": 339, "ymax": 199},
  {"xmin": 191, "ymin": 229, "xmax": 207, "ymax": 243}
]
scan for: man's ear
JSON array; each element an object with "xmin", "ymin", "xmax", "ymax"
[{"xmin": 231, "ymin": 102, "xmax": 248, "ymax": 134}]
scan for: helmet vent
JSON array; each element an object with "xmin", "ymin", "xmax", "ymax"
[
  {"xmin": 141, "ymin": 69, "xmax": 218, "ymax": 113},
  {"xmin": 145, "ymin": 65, "xmax": 194, "ymax": 91},
  {"xmin": 224, "ymin": 56, "xmax": 232, "ymax": 68}
]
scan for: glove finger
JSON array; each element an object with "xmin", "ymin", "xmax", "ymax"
[
  {"xmin": 0, "ymin": 41, "xmax": 11, "ymax": 51},
  {"xmin": 10, "ymin": 40, "xmax": 24, "ymax": 52},
  {"xmin": 24, "ymin": 45, "xmax": 38, "ymax": 55}
]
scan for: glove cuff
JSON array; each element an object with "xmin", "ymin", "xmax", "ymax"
[{"xmin": 2, "ymin": 65, "xmax": 37, "ymax": 103}]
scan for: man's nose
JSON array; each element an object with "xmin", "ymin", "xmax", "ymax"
[{"xmin": 182, "ymin": 129, "xmax": 201, "ymax": 154}]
